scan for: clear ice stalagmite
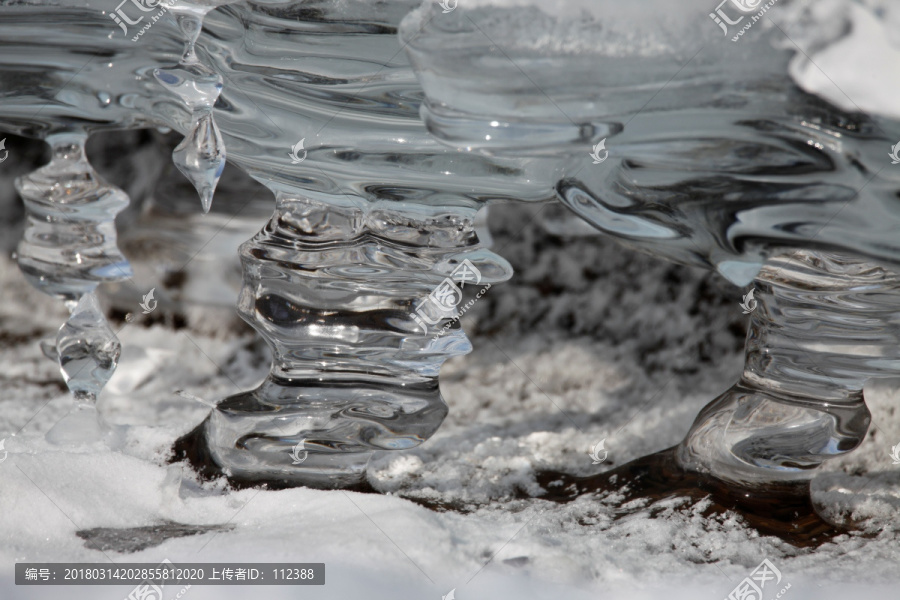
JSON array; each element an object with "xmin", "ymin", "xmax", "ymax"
[
  {"xmin": 400, "ymin": 2, "xmax": 900, "ymax": 499},
  {"xmin": 167, "ymin": 0, "xmax": 549, "ymax": 488}
]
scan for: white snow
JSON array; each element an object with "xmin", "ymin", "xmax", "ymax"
[
  {"xmin": 782, "ymin": 1, "xmax": 900, "ymax": 120},
  {"xmin": 1, "ymin": 202, "xmax": 899, "ymax": 600}
]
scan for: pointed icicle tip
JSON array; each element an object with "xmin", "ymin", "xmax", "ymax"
[
  {"xmin": 200, "ymin": 188, "xmax": 213, "ymax": 214},
  {"xmin": 172, "ymin": 112, "xmax": 225, "ymax": 214}
]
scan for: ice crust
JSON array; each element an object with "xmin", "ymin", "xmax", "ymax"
[{"xmin": 416, "ymin": 0, "xmax": 900, "ymax": 119}]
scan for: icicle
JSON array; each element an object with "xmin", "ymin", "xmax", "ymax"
[
  {"xmin": 14, "ymin": 132, "xmax": 131, "ymax": 441},
  {"xmin": 56, "ymin": 293, "xmax": 121, "ymax": 405},
  {"xmin": 43, "ymin": 293, "xmax": 121, "ymax": 447},
  {"xmin": 171, "ymin": 110, "xmax": 224, "ymax": 213},
  {"xmin": 16, "ymin": 131, "xmax": 131, "ymax": 381},
  {"xmin": 153, "ymin": 4, "xmax": 228, "ymax": 213},
  {"xmin": 16, "ymin": 132, "xmax": 132, "ymax": 301}
]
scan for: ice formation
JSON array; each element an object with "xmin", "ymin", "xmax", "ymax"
[{"xmin": 2, "ymin": 0, "xmax": 900, "ymax": 508}]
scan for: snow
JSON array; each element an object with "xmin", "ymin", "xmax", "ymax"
[
  {"xmin": 1, "ymin": 203, "xmax": 899, "ymax": 599},
  {"xmin": 783, "ymin": 0, "xmax": 900, "ymax": 120}
]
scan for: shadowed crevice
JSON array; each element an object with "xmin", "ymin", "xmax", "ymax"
[{"xmin": 76, "ymin": 521, "xmax": 234, "ymax": 553}]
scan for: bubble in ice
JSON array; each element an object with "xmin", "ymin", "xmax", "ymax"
[{"xmin": 153, "ymin": 63, "xmax": 223, "ymax": 111}]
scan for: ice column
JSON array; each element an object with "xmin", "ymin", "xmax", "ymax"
[
  {"xmin": 190, "ymin": 193, "xmax": 509, "ymax": 489},
  {"xmin": 678, "ymin": 250, "xmax": 900, "ymax": 487},
  {"xmin": 15, "ymin": 132, "xmax": 130, "ymax": 441}
]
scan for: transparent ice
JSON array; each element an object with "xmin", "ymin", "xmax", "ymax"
[
  {"xmin": 1, "ymin": 0, "xmax": 899, "ymax": 507},
  {"xmin": 15, "ymin": 133, "xmax": 132, "ymax": 302},
  {"xmin": 400, "ymin": 0, "xmax": 900, "ymax": 493},
  {"xmin": 46, "ymin": 293, "xmax": 122, "ymax": 446},
  {"xmin": 0, "ymin": 0, "xmax": 537, "ymax": 487},
  {"xmin": 56, "ymin": 292, "xmax": 122, "ymax": 404},
  {"xmin": 152, "ymin": 0, "xmax": 236, "ymax": 213}
]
